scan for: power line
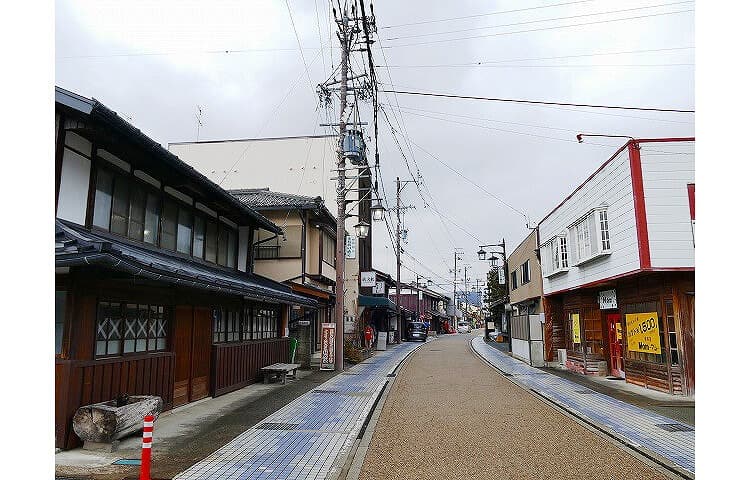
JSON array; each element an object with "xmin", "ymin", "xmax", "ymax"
[
  {"xmin": 378, "ymin": 63, "xmax": 694, "ymax": 69},
  {"xmin": 57, "ymin": 46, "xmax": 323, "ymax": 60},
  {"xmin": 380, "ymin": 88, "xmax": 695, "ymax": 113},
  {"xmin": 385, "ymin": 1, "xmax": 693, "ymax": 41},
  {"xmin": 380, "ymin": 0, "xmax": 597, "ymax": 29},
  {"xmin": 375, "ymin": 46, "xmax": 694, "ymax": 68},
  {"xmin": 382, "ymin": 10, "xmax": 694, "ymax": 49}
]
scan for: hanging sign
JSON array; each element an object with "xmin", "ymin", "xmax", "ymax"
[
  {"xmin": 616, "ymin": 323, "xmax": 623, "ymax": 340},
  {"xmin": 572, "ymin": 313, "xmax": 581, "ymax": 344},
  {"xmin": 599, "ymin": 289, "xmax": 618, "ymax": 309},
  {"xmin": 361, "ymin": 271, "xmax": 376, "ymax": 287},
  {"xmin": 625, "ymin": 312, "xmax": 661, "ymax": 354},
  {"xmin": 373, "ymin": 281, "xmax": 385, "ymax": 295},
  {"xmin": 320, "ymin": 322, "xmax": 336, "ymax": 371},
  {"xmin": 345, "ymin": 235, "xmax": 356, "ymax": 259}
]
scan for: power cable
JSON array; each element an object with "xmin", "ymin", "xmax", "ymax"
[
  {"xmin": 375, "ymin": 46, "xmax": 693, "ymax": 68},
  {"xmin": 380, "ymin": 88, "xmax": 695, "ymax": 113},
  {"xmin": 380, "ymin": 0, "xmax": 597, "ymax": 29},
  {"xmin": 385, "ymin": 1, "xmax": 693, "ymax": 40},
  {"xmin": 382, "ymin": 10, "xmax": 694, "ymax": 49}
]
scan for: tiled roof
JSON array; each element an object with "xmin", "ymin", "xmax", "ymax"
[
  {"xmin": 229, "ymin": 188, "xmax": 324, "ymax": 211},
  {"xmin": 55, "ymin": 219, "xmax": 317, "ymax": 307}
]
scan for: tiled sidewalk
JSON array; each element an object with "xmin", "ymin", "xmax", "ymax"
[
  {"xmin": 472, "ymin": 337, "xmax": 695, "ymax": 477},
  {"xmin": 174, "ymin": 341, "xmax": 423, "ymax": 480}
]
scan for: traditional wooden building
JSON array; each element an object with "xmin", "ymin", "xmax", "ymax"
[
  {"xmin": 230, "ymin": 188, "xmax": 337, "ymax": 368},
  {"xmin": 539, "ymin": 138, "xmax": 695, "ymax": 395},
  {"xmin": 390, "ymin": 284, "xmax": 451, "ymax": 334},
  {"xmin": 54, "ymin": 87, "xmax": 316, "ymax": 449}
]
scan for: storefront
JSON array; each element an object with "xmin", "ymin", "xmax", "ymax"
[{"xmin": 544, "ymin": 270, "xmax": 694, "ymax": 395}]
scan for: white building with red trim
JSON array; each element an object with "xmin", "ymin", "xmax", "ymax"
[{"xmin": 539, "ymin": 138, "xmax": 694, "ymax": 395}]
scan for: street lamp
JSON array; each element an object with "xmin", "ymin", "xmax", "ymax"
[
  {"xmin": 371, "ymin": 199, "xmax": 385, "ymax": 222},
  {"xmin": 354, "ymin": 221, "xmax": 370, "ymax": 238},
  {"xmin": 489, "ymin": 253, "xmax": 499, "ymax": 268},
  {"xmin": 477, "ymin": 248, "xmax": 487, "ymax": 261}
]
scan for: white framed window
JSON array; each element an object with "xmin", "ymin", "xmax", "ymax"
[
  {"xmin": 520, "ymin": 260, "xmax": 530, "ymax": 284},
  {"xmin": 570, "ymin": 207, "xmax": 612, "ymax": 265},
  {"xmin": 541, "ymin": 233, "xmax": 570, "ymax": 277}
]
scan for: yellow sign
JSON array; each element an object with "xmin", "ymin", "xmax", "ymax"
[
  {"xmin": 572, "ymin": 313, "xmax": 581, "ymax": 344},
  {"xmin": 625, "ymin": 312, "xmax": 661, "ymax": 354},
  {"xmin": 616, "ymin": 323, "xmax": 623, "ymax": 340}
]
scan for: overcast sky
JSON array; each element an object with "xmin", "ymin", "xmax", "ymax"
[{"xmin": 55, "ymin": 0, "xmax": 695, "ymax": 298}]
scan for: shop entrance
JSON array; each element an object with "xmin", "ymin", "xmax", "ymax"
[
  {"xmin": 173, "ymin": 306, "xmax": 212, "ymax": 407},
  {"xmin": 607, "ymin": 313, "xmax": 625, "ymax": 378}
]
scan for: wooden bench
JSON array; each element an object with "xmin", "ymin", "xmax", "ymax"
[{"xmin": 260, "ymin": 363, "xmax": 302, "ymax": 385}]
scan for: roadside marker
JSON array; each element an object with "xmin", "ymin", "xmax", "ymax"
[{"xmin": 140, "ymin": 414, "xmax": 154, "ymax": 480}]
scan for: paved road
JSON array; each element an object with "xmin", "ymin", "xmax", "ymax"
[{"xmin": 358, "ymin": 333, "xmax": 671, "ymax": 480}]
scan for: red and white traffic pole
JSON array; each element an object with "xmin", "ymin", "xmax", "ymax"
[{"xmin": 140, "ymin": 414, "xmax": 154, "ymax": 480}]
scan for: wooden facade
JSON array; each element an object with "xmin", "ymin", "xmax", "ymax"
[
  {"xmin": 54, "ymin": 87, "xmax": 316, "ymax": 450},
  {"xmin": 543, "ymin": 270, "xmax": 694, "ymax": 395}
]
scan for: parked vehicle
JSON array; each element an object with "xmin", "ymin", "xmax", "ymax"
[
  {"xmin": 457, "ymin": 321, "xmax": 471, "ymax": 334},
  {"xmin": 488, "ymin": 331, "xmax": 499, "ymax": 341},
  {"xmin": 407, "ymin": 321, "xmax": 428, "ymax": 342}
]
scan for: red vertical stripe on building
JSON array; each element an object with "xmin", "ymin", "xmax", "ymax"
[
  {"xmin": 687, "ymin": 183, "xmax": 695, "ymax": 220},
  {"xmin": 628, "ymin": 142, "xmax": 651, "ymax": 269}
]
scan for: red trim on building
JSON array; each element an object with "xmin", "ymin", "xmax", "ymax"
[
  {"xmin": 539, "ymin": 138, "xmax": 695, "ymax": 229},
  {"xmin": 687, "ymin": 183, "xmax": 695, "ymax": 220},
  {"xmin": 629, "ymin": 142, "xmax": 651, "ymax": 269}
]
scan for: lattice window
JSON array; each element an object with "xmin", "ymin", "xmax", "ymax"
[{"xmin": 96, "ymin": 302, "xmax": 168, "ymax": 357}]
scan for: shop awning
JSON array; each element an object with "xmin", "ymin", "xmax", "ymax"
[
  {"xmin": 358, "ymin": 295, "xmax": 397, "ymax": 311},
  {"xmin": 55, "ymin": 219, "xmax": 317, "ymax": 307}
]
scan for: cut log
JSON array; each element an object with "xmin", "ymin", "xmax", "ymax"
[{"xmin": 72, "ymin": 395, "xmax": 163, "ymax": 444}]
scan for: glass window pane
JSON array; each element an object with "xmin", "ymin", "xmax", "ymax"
[
  {"xmin": 136, "ymin": 339, "xmax": 147, "ymax": 352},
  {"xmin": 128, "ymin": 185, "xmax": 146, "ymax": 241},
  {"xmin": 193, "ymin": 216, "xmax": 205, "ymax": 258},
  {"xmin": 110, "ymin": 175, "xmax": 130, "ymax": 235},
  {"xmin": 108, "ymin": 340, "xmax": 121, "ymax": 355},
  {"xmin": 93, "ymin": 169, "xmax": 114, "ymax": 229},
  {"xmin": 205, "ymin": 221, "xmax": 217, "ymax": 263},
  {"xmin": 227, "ymin": 231, "xmax": 237, "ymax": 269},
  {"xmin": 177, "ymin": 208, "xmax": 193, "ymax": 254},
  {"xmin": 144, "ymin": 193, "xmax": 160, "ymax": 245},
  {"xmin": 218, "ymin": 227, "xmax": 228, "ymax": 266},
  {"xmin": 161, "ymin": 201, "xmax": 178, "ymax": 251},
  {"xmin": 123, "ymin": 339, "xmax": 135, "ymax": 353},
  {"xmin": 55, "ymin": 291, "xmax": 66, "ymax": 355},
  {"xmin": 96, "ymin": 341, "xmax": 107, "ymax": 356},
  {"xmin": 157, "ymin": 338, "xmax": 166, "ymax": 350}
]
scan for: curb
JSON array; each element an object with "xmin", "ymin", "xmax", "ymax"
[{"xmin": 469, "ymin": 337, "xmax": 693, "ymax": 480}]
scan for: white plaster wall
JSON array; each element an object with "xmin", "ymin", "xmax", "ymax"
[
  {"xmin": 168, "ymin": 136, "xmax": 338, "ymax": 213},
  {"xmin": 640, "ymin": 141, "xmax": 695, "ymax": 268},
  {"xmin": 539, "ymin": 148, "xmax": 640, "ymax": 294},
  {"xmin": 56, "ymin": 148, "xmax": 91, "ymax": 225}
]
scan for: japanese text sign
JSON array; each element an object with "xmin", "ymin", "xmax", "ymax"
[
  {"xmin": 320, "ymin": 323, "xmax": 336, "ymax": 371},
  {"xmin": 572, "ymin": 313, "xmax": 581, "ymax": 344}
]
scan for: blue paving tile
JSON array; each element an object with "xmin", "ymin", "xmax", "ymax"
[{"xmin": 472, "ymin": 337, "xmax": 694, "ymax": 475}]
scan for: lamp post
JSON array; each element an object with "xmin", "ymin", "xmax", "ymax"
[{"xmin": 478, "ymin": 239, "xmax": 511, "ymax": 352}]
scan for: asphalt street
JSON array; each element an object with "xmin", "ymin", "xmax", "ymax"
[{"xmin": 357, "ymin": 332, "xmax": 672, "ymax": 480}]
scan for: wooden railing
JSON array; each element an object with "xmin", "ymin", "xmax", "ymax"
[
  {"xmin": 55, "ymin": 352, "xmax": 175, "ymax": 450},
  {"xmin": 211, "ymin": 338, "xmax": 290, "ymax": 397}
]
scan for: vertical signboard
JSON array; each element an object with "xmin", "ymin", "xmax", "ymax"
[
  {"xmin": 345, "ymin": 235, "xmax": 356, "ymax": 259},
  {"xmin": 320, "ymin": 322, "xmax": 336, "ymax": 371},
  {"xmin": 572, "ymin": 313, "xmax": 581, "ymax": 344},
  {"xmin": 373, "ymin": 281, "xmax": 385, "ymax": 295},
  {"xmin": 625, "ymin": 312, "xmax": 661, "ymax": 354}
]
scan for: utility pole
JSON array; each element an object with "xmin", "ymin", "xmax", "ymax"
[
  {"xmin": 333, "ymin": 7, "xmax": 350, "ymax": 372},
  {"xmin": 451, "ymin": 249, "xmax": 462, "ymax": 328},
  {"xmin": 395, "ymin": 176, "xmax": 402, "ymax": 343}
]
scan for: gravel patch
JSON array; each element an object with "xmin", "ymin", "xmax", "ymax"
[{"xmin": 358, "ymin": 335, "xmax": 670, "ymax": 480}]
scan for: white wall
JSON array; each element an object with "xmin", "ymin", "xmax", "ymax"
[
  {"xmin": 512, "ymin": 339, "xmax": 530, "ymax": 363},
  {"xmin": 539, "ymin": 147, "xmax": 640, "ymax": 294},
  {"xmin": 56, "ymin": 132, "xmax": 92, "ymax": 225},
  {"xmin": 237, "ymin": 226, "xmax": 250, "ymax": 272},
  {"xmin": 168, "ymin": 136, "xmax": 338, "ymax": 213},
  {"xmin": 640, "ymin": 141, "xmax": 695, "ymax": 268}
]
